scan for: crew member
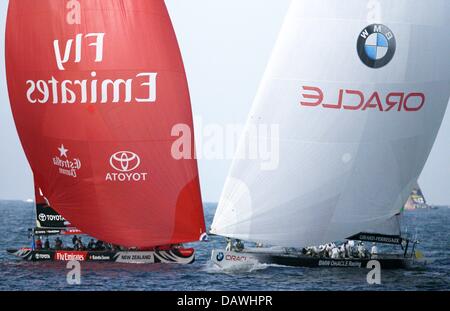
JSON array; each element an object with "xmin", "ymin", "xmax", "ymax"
[
  {"xmin": 235, "ymin": 240, "xmax": 244, "ymax": 251},
  {"xmin": 347, "ymin": 240, "xmax": 355, "ymax": 257},
  {"xmin": 55, "ymin": 237, "xmax": 63, "ymax": 250},
  {"xmin": 72, "ymin": 235, "xmax": 79, "ymax": 246},
  {"xmin": 371, "ymin": 243, "xmax": 378, "ymax": 258},
  {"xmin": 342, "ymin": 244, "xmax": 347, "ymax": 258},
  {"xmin": 318, "ymin": 245, "xmax": 325, "ymax": 257},
  {"xmin": 44, "ymin": 238, "xmax": 50, "ymax": 249},
  {"xmin": 31, "ymin": 237, "xmax": 36, "ymax": 250},
  {"xmin": 95, "ymin": 240, "xmax": 105, "ymax": 250},
  {"xmin": 326, "ymin": 243, "xmax": 333, "ymax": 258},
  {"xmin": 75, "ymin": 237, "xmax": 85, "ymax": 250},
  {"xmin": 331, "ymin": 247, "xmax": 340, "ymax": 259},
  {"xmin": 87, "ymin": 239, "xmax": 96, "ymax": 250},
  {"xmin": 345, "ymin": 241, "xmax": 351, "ymax": 258},
  {"xmin": 35, "ymin": 237, "xmax": 43, "ymax": 250},
  {"xmin": 225, "ymin": 238, "xmax": 233, "ymax": 251},
  {"xmin": 357, "ymin": 242, "xmax": 366, "ymax": 258}
]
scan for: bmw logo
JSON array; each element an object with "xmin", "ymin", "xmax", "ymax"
[
  {"xmin": 357, "ymin": 24, "xmax": 396, "ymax": 69},
  {"xmin": 216, "ymin": 252, "xmax": 224, "ymax": 262}
]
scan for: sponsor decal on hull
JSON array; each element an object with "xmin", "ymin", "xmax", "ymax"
[
  {"xmin": 225, "ymin": 254, "xmax": 249, "ymax": 262},
  {"xmin": 34, "ymin": 252, "xmax": 52, "ymax": 260},
  {"xmin": 89, "ymin": 254, "xmax": 113, "ymax": 261},
  {"xmin": 318, "ymin": 260, "xmax": 362, "ymax": 268},
  {"xmin": 114, "ymin": 252, "xmax": 155, "ymax": 263},
  {"xmin": 10, "ymin": 248, "xmax": 195, "ymax": 264},
  {"xmin": 54, "ymin": 251, "xmax": 87, "ymax": 261},
  {"xmin": 216, "ymin": 252, "xmax": 224, "ymax": 262},
  {"xmin": 211, "ymin": 250, "xmax": 258, "ymax": 269}
]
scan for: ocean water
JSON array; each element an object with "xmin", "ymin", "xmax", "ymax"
[{"xmin": 0, "ymin": 201, "xmax": 448, "ymax": 291}]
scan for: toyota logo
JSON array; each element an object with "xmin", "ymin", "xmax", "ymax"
[
  {"xmin": 38, "ymin": 213, "xmax": 47, "ymax": 222},
  {"xmin": 110, "ymin": 151, "xmax": 141, "ymax": 172}
]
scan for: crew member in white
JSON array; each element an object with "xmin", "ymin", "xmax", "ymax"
[
  {"xmin": 370, "ymin": 243, "xmax": 378, "ymax": 258},
  {"xmin": 225, "ymin": 238, "xmax": 233, "ymax": 251}
]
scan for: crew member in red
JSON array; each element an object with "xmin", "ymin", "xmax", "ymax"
[{"xmin": 35, "ymin": 237, "xmax": 43, "ymax": 250}]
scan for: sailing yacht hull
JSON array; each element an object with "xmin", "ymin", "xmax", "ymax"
[
  {"xmin": 211, "ymin": 250, "xmax": 413, "ymax": 270},
  {"xmin": 7, "ymin": 248, "xmax": 195, "ymax": 264}
]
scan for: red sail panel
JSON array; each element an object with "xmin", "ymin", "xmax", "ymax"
[{"xmin": 6, "ymin": 0, "xmax": 205, "ymax": 247}]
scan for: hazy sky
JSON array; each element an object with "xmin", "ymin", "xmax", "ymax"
[{"xmin": 0, "ymin": 1, "xmax": 448, "ymax": 204}]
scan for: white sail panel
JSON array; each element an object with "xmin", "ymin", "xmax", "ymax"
[
  {"xmin": 363, "ymin": 214, "xmax": 401, "ymax": 237},
  {"xmin": 211, "ymin": 0, "xmax": 450, "ymax": 247}
]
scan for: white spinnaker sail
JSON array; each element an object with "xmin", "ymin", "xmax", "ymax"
[{"xmin": 211, "ymin": 0, "xmax": 450, "ymax": 247}]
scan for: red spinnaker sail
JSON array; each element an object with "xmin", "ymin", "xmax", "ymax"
[{"xmin": 6, "ymin": 0, "xmax": 205, "ymax": 247}]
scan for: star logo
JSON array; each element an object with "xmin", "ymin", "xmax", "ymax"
[
  {"xmin": 58, "ymin": 144, "xmax": 69, "ymax": 158},
  {"xmin": 52, "ymin": 144, "xmax": 81, "ymax": 178}
]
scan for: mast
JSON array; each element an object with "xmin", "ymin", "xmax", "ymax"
[
  {"xmin": 6, "ymin": 0, "xmax": 205, "ymax": 247},
  {"xmin": 211, "ymin": 0, "xmax": 450, "ymax": 248}
]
